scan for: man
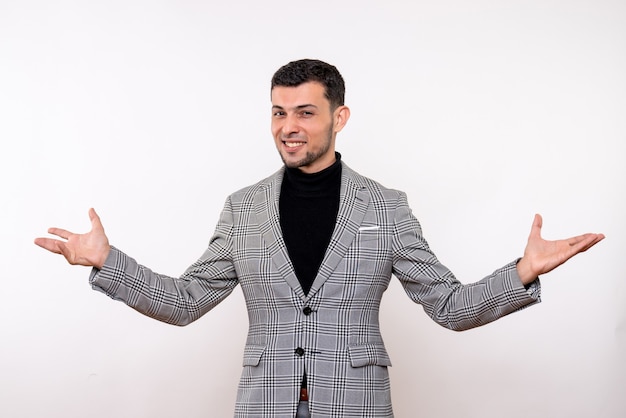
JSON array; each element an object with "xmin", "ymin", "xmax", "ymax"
[{"xmin": 35, "ymin": 59, "xmax": 604, "ymax": 418}]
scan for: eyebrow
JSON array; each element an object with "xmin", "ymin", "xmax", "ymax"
[{"xmin": 272, "ymin": 104, "xmax": 318, "ymax": 111}]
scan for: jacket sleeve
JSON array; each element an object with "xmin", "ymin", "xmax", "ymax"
[
  {"xmin": 89, "ymin": 198, "xmax": 239, "ymax": 326},
  {"xmin": 391, "ymin": 192, "xmax": 540, "ymax": 331}
]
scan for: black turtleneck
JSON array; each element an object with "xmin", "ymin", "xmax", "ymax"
[{"xmin": 279, "ymin": 153, "xmax": 342, "ymax": 295}]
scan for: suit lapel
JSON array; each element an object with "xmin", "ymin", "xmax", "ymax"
[
  {"xmin": 307, "ymin": 167, "xmax": 369, "ymax": 299},
  {"xmin": 253, "ymin": 164, "xmax": 370, "ymax": 302},
  {"xmin": 253, "ymin": 168, "xmax": 305, "ymax": 298}
]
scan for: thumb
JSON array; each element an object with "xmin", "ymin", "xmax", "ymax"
[
  {"xmin": 529, "ymin": 213, "xmax": 543, "ymax": 240},
  {"xmin": 88, "ymin": 208, "xmax": 104, "ymax": 232}
]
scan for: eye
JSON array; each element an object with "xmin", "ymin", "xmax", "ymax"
[
  {"xmin": 273, "ymin": 110, "xmax": 286, "ymax": 117},
  {"xmin": 300, "ymin": 110, "xmax": 314, "ymax": 118}
]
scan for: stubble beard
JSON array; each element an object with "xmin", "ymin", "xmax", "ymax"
[{"xmin": 280, "ymin": 123, "xmax": 334, "ymax": 171}]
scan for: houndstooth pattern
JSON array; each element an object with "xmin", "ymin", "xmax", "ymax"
[{"xmin": 90, "ymin": 162, "xmax": 540, "ymax": 417}]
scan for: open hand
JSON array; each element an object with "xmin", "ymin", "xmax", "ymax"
[
  {"xmin": 516, "ymin": 214, "xmax": 605, "ymax": 285},
  {"xmin": 34, "ymin": 208, "xmax": 111, "ymax": 269}
]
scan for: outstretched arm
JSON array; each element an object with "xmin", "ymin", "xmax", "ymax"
[
  {"xmin": 34, "ymin": 208, "xmax": 111, "ymax": 269},
  {"xmin": 516, "ymin": 214, "xmax": 605, "ymax": 285}
]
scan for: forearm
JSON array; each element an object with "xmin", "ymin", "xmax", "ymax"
[
  {"xmin": 90, "ymin": 246, "xmax": 238, "ymax": 326},
  {"xmin": 397, "ymin": 258, "xmax": 541, "ymax": 331}
]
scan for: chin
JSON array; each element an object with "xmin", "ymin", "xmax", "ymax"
[
  {"xmin": 284, "ymin": 160, "xmax": 306, "ymax": 169},
  {"xmin": 280, "ymin": 153, "xmax": 304, "ymax": 168}
]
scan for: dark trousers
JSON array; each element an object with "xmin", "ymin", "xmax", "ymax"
[{"xmin": 295, "ymin": 400, "xmax": 310, "ymax": 418}]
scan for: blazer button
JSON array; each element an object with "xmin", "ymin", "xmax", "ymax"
[
  {"xmin": 303, "ymin": 307, "xmax": 312, "ymax": 316},
  {"xmin": 295, "ymin": 347, "xmax": 305, "ymax": 357}
]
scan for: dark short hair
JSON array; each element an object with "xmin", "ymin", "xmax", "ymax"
[{"xmin": 271, "ymin": 59, "xmax": 345, "ymax": 109}]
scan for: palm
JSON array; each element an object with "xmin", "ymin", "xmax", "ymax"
[
  {"xmin": 518, "ymin": 214, "xmax": 604, "ymax": 283},
  {"xmin": 34, "ymin": 208, "xmax": 110, "ymax": 268}
]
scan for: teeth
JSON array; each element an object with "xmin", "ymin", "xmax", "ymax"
[{"xmin": 285, "ymin": 142, "xmax": 305, "ymax": 148}]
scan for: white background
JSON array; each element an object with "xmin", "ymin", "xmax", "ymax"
[{"xmin": 1, "ymin": 1, "xmax": 624, "ymax": 417}]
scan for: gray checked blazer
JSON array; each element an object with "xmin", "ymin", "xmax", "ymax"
[{"xmin": 90, "ymin": 162, "xmax": 540, "ymax": 417}]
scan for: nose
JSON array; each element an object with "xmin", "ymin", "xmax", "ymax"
[{"xmin": 281, "ymin": 114, "xmax": 299, "ymax": 136}]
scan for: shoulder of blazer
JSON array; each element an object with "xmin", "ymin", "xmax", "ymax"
[
  {"xmin": 341, "ymin": 162, "xmax": 405, "ymax": 203},
  {"xmin": 227, "ymin": 167, "xmax": 285, "ymax": 204}
]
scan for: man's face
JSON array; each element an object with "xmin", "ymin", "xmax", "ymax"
[{"xmin": 271, "ymin": 81, "xmax": 348, "ymax": 174}]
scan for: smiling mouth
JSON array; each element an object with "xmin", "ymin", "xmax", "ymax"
[{"xmin": 284, "ymin": 141, "xmax": 306, "ymax": 148}]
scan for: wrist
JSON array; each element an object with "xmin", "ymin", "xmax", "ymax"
[
  {"xmin": 516, "ymin": 257, "xmax": 537, "ymax": 286},
  {"xmin": 95, "ymin": 245, "xmax": 111, "ymax": 270}
]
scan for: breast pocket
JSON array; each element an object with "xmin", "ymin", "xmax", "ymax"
[{"xmin": 357, "ymin": 225, "xmax": 381, "ymax": 243}]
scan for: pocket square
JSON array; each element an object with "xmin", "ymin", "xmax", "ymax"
[{"xmin": 358, "ymin": 225, "xmax": 380, "ymax": 231}]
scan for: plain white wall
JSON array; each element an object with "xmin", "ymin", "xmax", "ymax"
[{"xmin": 1, "ymin": 0, "xmax": 624, "ymax": 417}]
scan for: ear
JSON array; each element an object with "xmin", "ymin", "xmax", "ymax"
[{"xmin": 333, "ymin": 105, "xmax": 351, "ymax": 133}]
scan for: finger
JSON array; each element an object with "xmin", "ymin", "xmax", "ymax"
[
  {"xmin": 567, "ymin": 233, "xmax": 600, "ymax": 246},
  {"xmin": 573, "ymin": 233, "xmax": 605, "ymax": 253},
  {"xmin": 55, "ymin": 242, "xmax": 76, "ymax": 264},
  {"xmin": 588, "ymin": 234, "xmax": 606, "ymax": 250},
  {"xmin": 34, "ymin": 237, "xmax": 63, "ymax": 254},
  {"xmin": 47, "ymin": 227, "xmax": 73, "ymax": 240},
  {"xmin": 563, "ymin": 234, "xmax": 603, "ymax": 257}
]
